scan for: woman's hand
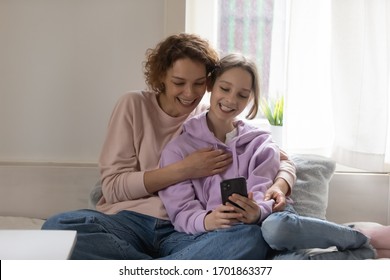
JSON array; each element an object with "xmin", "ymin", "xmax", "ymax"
[
  {"xmin": 145, "ymin": 148, "xmax": 231, "ymax": 194},
  {"xmin": 182, "ymin": 147, "xmax": 232, "ymax": 179},
  {"xmin": 227, "ymin": 193, "xmax": 261, "ymax": 224},
  {"xmin": 204, "ymin": 205, "xmax": 242, "ymax": 231},
  {"xmin": 264, "ymin": 178, "xmax": 290, "ymax": 212}
]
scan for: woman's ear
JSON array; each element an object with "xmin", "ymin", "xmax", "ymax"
[{"xmin": 159, "ymin": 81, "xmax": 166, "ymax": 92}]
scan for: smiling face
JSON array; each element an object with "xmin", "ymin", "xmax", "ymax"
[
  {"xmin": 207, "ymin": 67, "xmax": 253, "ymax": 128},
  {"xmin": 158, "ymin": 58, "xmax": 207, "ymax": 117}
]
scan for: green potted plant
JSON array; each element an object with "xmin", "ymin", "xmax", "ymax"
[
  {"xmin": 260, "ymin": 96, "xmax": 284, "ymax": 146},
  {"xmin": 260, "ymin": 96, "xmax": 284, "ymax": 126}
]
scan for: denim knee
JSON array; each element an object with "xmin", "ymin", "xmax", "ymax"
[
  {"xmin": 41, "ymin": 209, "xmax": 98, "ymax": 230},
  {"xmin": 41, "ymin": 212, "xmax": 69, "ymax": 229},
  {"xmin": 262, "ymin": 211, "xmax": 298, "ymax": 249}
]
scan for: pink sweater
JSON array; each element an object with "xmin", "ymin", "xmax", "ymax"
[{"xmin": 97, "ymin": 91, "xmax": 296, "ymax": 220}]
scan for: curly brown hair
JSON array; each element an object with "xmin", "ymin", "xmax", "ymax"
[{"xmin": 143, "ymin": 33, "xmax": 219, "ymax": 94}]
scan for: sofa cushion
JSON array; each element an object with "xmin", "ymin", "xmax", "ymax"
[{"xmin": 289, "ymin": 154, "xmax": 336, "ymax": 220}]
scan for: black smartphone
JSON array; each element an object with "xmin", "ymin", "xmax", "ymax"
[{"xmin": 220, "ymin": 177, "xmax": 248, "ymax": 210}]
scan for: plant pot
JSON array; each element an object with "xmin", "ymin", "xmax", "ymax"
[{"xmin": 270, "ymin": 125, "xmax": 284, "ymax": 147}]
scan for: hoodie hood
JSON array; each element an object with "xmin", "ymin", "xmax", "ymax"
[{"xmin": 182, "ymin": 111, "xmax": 270, "ymax": 148}]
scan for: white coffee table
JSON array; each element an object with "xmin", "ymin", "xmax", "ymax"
[{"xmin": 0, "ymin": 230, "xmax": 77, "ymax": 260}]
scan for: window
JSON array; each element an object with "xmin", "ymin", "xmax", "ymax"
[
  {"xmin": 187, "ymin": 0, "xmax": 390, "ymax": 172},
  {"xmin": 217, "ymin": 0, "xmax": 274, "ymax": 97},
  {"xmin": 186, "ymin": 0, "xmax": 289, "ymax": 108}
]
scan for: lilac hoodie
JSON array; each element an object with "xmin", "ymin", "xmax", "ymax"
[{"xmin": 159, "ymin": 112, "xmax": 280, "ymax": 234}]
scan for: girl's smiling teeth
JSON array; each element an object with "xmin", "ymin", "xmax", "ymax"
[{"xmin": 219, "ymin": 103, "xmax": 235, "ymax": 112}]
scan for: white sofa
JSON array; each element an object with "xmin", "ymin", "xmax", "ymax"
[{"xmin": 0, "ymin": 163, "xmax": 99, "ymax": 229}]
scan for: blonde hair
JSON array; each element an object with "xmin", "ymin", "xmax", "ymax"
[{"xmin": 208, "ymin": 53, "xmax": 260, "ymax": 119}]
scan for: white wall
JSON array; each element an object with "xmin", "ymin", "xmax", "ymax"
[
  {"xmin": 327, "ymin": 173, "xmax": 390, "ymax": 225},
  {"xmin": 0, "ymin": 0, "xmax": 185, "ymax": 164}
]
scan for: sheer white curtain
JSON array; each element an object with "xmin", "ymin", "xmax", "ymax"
[
  {"xmin": 283, "ymin": 0, "xmax": 333, "ymax": 154},
  {"xmin": 331, "ymin": 0, "xmax": 390, "ymax": 172},
  {"xmin": 284, "ymin": 0, "xmax": 390, "ymax": 172}
]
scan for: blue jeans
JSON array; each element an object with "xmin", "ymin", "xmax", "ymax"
[
  {"xmin": 262, "ymin": 205, "xmax": 376, "ymax": 259},
  {"xmin": 42, "ymin": 209, "xmax": 269, "ymax": 260}
]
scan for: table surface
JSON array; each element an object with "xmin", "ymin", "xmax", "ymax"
[{"xmin": 0, "ymin": 230, "xmax": 76, "ymax": 260}]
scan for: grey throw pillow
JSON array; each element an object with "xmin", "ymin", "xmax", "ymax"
[
  {"xmin": 89, "ymin": 180, "xmax": 102, "ymax": 209},
  {"xmin": 289, "ymin": 154, "xmax": 336, "ymax": 220}
]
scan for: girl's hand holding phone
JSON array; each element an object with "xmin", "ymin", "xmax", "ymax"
[
  {"xmin": 204, "ymin": 204, "xmax": 243, "ymax": 231},
  {"xmin": 227, "ymin": 192, "xmax": 261, "ymax": 224}
]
